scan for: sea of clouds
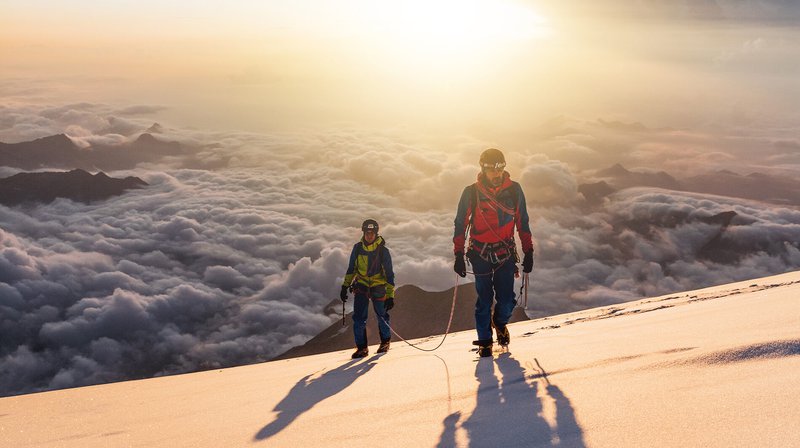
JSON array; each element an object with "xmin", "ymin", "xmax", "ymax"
[{"xmin": 1, "ymin": 103, "xmax": 799, "ymax": 396}]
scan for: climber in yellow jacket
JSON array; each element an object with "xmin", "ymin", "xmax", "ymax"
[{"xmin": 340, "ymin": 219, "xmax": 395, "ymax": 358}]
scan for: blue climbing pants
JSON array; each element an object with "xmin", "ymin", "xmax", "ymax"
[
  {"xmin": 468, "ymin": 254, "xmax": 517, "ymax": 342},
  {"xmin": 352, "ymin": 289, "xmax": 391, "ymax": 348}
]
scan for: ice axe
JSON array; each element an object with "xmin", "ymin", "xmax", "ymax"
[
  {"xmin": 342, "ymin": 284, "xmax": 353, "ymax": 327},
  {"xmin": 518, "ymin": 272, "xmax": 530, "ymax": 309}
]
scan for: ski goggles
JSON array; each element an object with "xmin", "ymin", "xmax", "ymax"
[
  {"xmin": 480, "ymin": 162, "xmax": 506, "ymax": 171},
  {"xmin": 363, "ymin": 223, "xmax": 378, "ymax": 232}
]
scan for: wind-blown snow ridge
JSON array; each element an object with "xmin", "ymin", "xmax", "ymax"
[
  {"xmin": 1, "ymin": 270, "xmax": 798, "ymax": 447},
  {"xmin": 677, "ymin": 339, "xmax": 800, "ymax": 366}
]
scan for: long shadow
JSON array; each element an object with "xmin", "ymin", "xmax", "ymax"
[
  {"xmin": 445, "ymin": 353, "xmax": 586, "ymax": 447},
  {"xmin": 534, "ymin": 358, "xmax": 586, "ymax": 447},
  {"xmin": 546, "ymin": 384, "xmax": 585, "ymax": 447},
  {"xmin": 434, "ymin": 353, "xmax": 458, "ymax": 448},
  {"xmin": 254, "ymin": 357, "xmax": 377, "ymax": 441},
  {"xmin": 437, "ymin": 411, "xmax": 461, "ymax": 448}
]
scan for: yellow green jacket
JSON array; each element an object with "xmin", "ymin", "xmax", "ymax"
[{"xmin": 342, "ymin": 236, "xmax": 395, "ymax": 299}]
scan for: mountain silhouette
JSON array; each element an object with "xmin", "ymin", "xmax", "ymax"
[
  {"xmin": 0, "ymin": 169, "xmax": 147, "ymax": 206},
  {"xmin": 0, "ymin": 134, "xmax": 83, "ymax": 170},
  {"xmin": 145, "ymin": 122, "xmax": 164, "ymax": 134},
  {"xmin": 0, "ymin": 133, "xmax": 192, "ymax": 171},
  {"xmin": 582, "ymin": 164, "xmax": 800, "ymax": 206},
  {"xmin": 684, "ymin": 170, "xmax": 800, "ymax": 206},
  {"xmin": 595, "ymin": 163, "xmax": 680, "ymax": 190},
  {"xmin": 577, "ymin": 180, "xmax": 617, "ymax": 205}
]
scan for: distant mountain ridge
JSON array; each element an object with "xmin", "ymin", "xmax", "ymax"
[
  {"xmin": 580, "ymin": 163, "xmax": 800, "ymax": 206},
  {"xmin": 0, "ymin": 169, "xmax": 147, "ymax": 206},
  {"xmin": 0, "ymin": 133, "xmax": 195, "ymax": 171},
  {"xmin": 0, "ymin": 135, "xmax": 82, "ymax": 170},
  {"xmin": 596, "ymin": 163, "xmax": 681, "ymax": 190}
]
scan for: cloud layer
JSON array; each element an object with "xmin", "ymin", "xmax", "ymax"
[{"xmin": 1, "ymin": 103, "xmax": 800, "ymax": 396}]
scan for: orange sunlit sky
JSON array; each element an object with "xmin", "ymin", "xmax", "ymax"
[{"xmin": 4, "ymin": 0, "xmax": 798, "ymax": 139}]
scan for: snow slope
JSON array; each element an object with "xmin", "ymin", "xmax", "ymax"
[
  {"xmin": 274, "ymin": 283, "xmax": 529, "ymax": 360},
  {"xmin": 2, "ymin": 271, "xmax": 799, "ymax": 447}
]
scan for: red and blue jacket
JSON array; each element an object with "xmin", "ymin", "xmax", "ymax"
[{"xmin": 453, "ymin": 172, "xmax": 533, "ymax": 255}]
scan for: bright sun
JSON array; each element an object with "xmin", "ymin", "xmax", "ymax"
[
  {"xmin": 364, "ymin": 0, "xmax": 549, "ymax": 47},
  {"xmin": 344, "ymin": 0, "xmax": 551, "ymax": 78}
]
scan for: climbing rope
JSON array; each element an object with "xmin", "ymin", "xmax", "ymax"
[
  {"xmin": 355, "ymin": 257, "xmax": 527, "ymax": 352},
  {"xmin": 375, "ymin": 273, "xmax": 461, "ymax": 352}
]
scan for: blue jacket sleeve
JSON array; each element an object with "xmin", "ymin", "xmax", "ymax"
[
  {"xmin": 515, "ymin": 183, "xmax": 533, "ymax": 253},
  {"xmin": 453, "ymin": 185, "xmax": 473, "ymax": 254},
  {"xmin": 382, "ymin": 247, "xmax": 395, "ymax": 298},
  {"xmin": 342, "ymin": 243, "xmax": 359, "ymax": 286}
]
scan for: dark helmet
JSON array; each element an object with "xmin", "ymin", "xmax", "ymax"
[
  {"xmin": 479, "ymin": 148, "xmax": 506, "ymax": 170},
  {"xmin": 361, "ymin": 219, "xmax": 379, "ymax": 233}
]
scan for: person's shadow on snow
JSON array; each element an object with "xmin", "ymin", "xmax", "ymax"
[
  {"xmin": 254, "ymin": 357, "xmax": 377, "ymax": 441},
  {"xmin": 440, "ymin": 352, "xmax": 585, "ymax": 447}
]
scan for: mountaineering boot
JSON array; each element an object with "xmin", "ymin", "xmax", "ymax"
[
  {"xmin": 495, "ymin": 325, "xmax": 510, "ymax": 347},
  {"xmin": 377, "ymin": 340, "xmax": 390, "ymax": 354},
  {"xmin": 472, "ymin": 339, "xmax": 493, "ymax": 357},
  {"xmin": 351, "ymin": 347, "xmax": 369, "ymax": 359}
]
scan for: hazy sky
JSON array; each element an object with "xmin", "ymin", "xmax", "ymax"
[{"xmin": 3, "ymin": 0, "xmax": 799, "ymax": 139}]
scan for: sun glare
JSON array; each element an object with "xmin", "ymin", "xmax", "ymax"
[
  {"xmin": 340, "ymin": 0, "xmax": 551, "ymax": 84},
  {"xmin": 365, "ymin": 0, "xmax": 550, "ymax": 48}
]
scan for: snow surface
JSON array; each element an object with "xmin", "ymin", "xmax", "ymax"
[{"xmin": 2, "ymin": 271, "xmax": 799, "ymax": 447}]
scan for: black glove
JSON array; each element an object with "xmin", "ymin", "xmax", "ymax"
[
  {"xmin": 340, "ymin": 285, "xmax": 349, "ymax": 302},
  {"xmin": 454, "ymin": 252, "xmax": 466, "ymax": 277},
  {"xmin": 522, "ymin": 251, "xmax": 534, "ymax": 273},
  {"xmin": 385, "ymin": 297, "xmax": 394, "ymax": 311}
]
